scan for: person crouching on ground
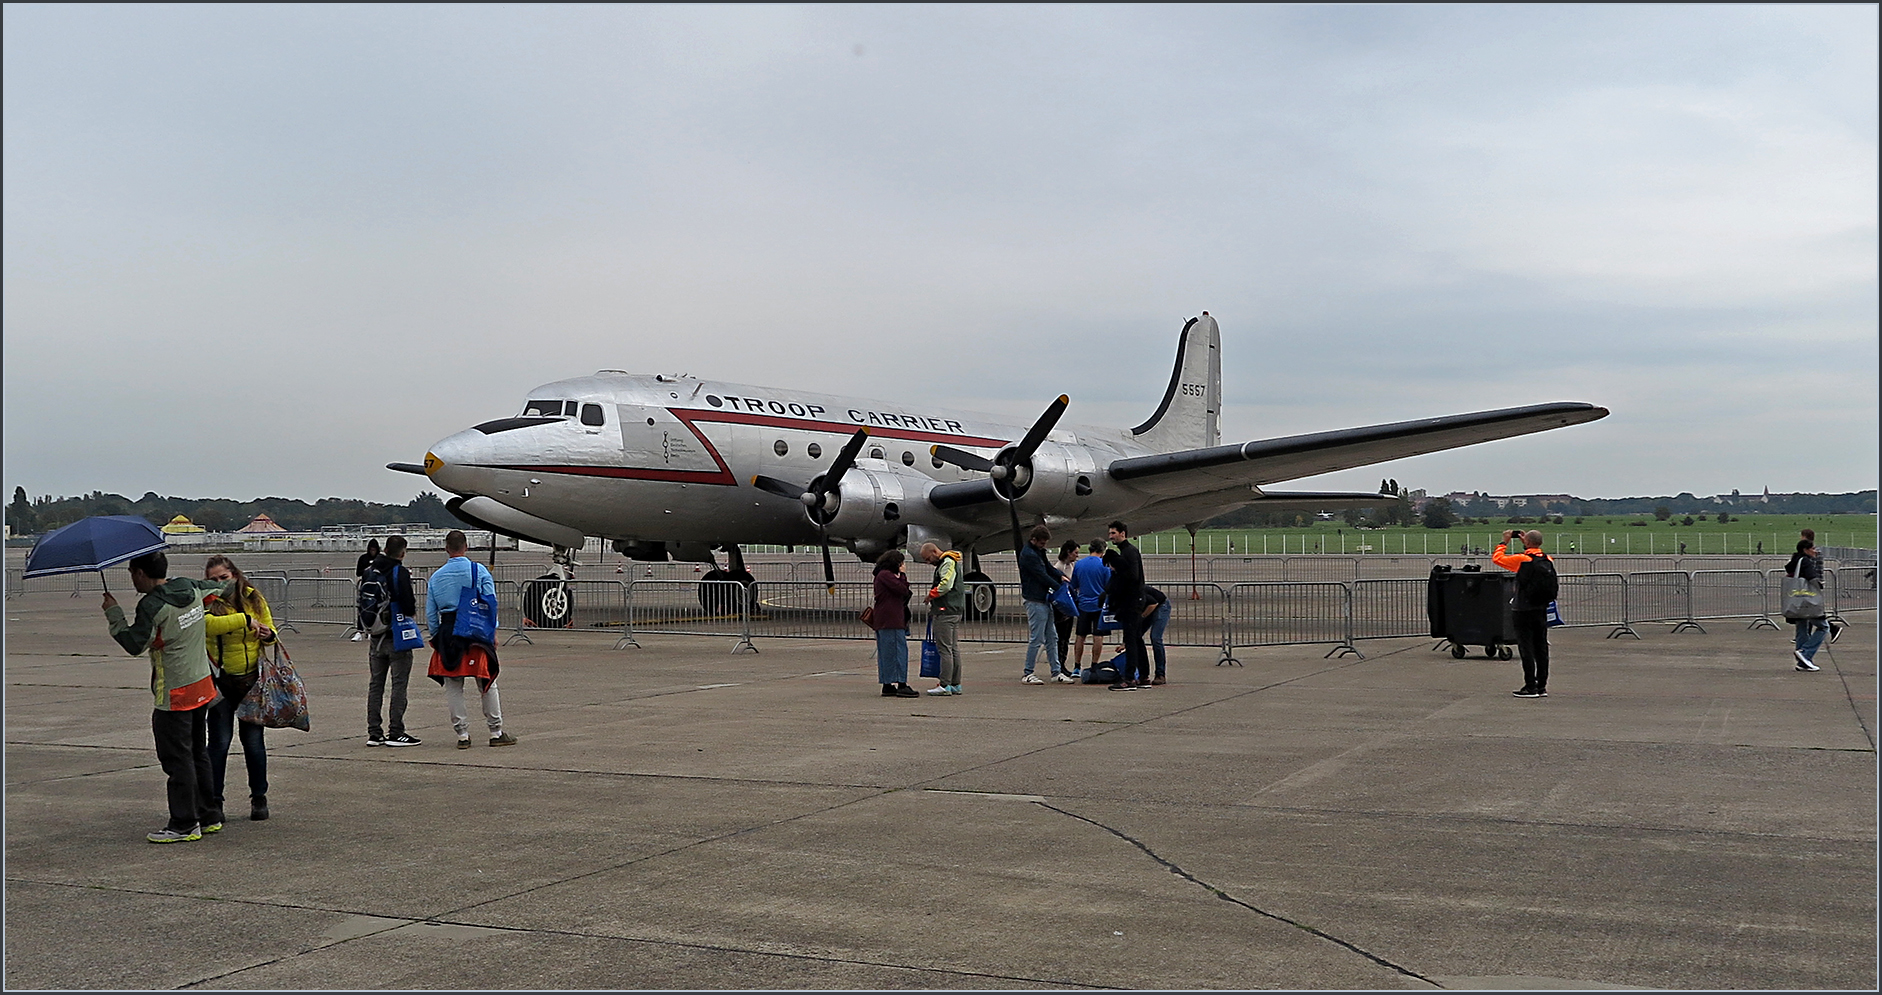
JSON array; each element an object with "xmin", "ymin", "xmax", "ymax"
[
  {"xmin": 919, "ymin": 542, "xmax": 965, "ymax": 695},
  {"xmin": 1018, "ymin": 525, "xmax": 1071, "ymax": 684},
  {"xmin": 871, "ymin": 549, "xmax": 918, "ymax": 697},
  {"xmin": 201, "ymin": 555, "xmax": 276, "ymax": 822},
  {"xmin": 102, "ymin": 551, "xmax": 238, "ymax": 843},
  {"xmin": 425, "ymin": 530, "xmax": 516, "ymax": 748},
  {"xmin": 1492, "ymin": 530, "xmax": 1556, "ymax": 698},
  {"xmin": 1140, "ymin": 584, "xmax": 1171, "ymax": 685}
]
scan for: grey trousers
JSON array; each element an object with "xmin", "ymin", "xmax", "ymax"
[
  {"xmin": 442, "ymin": 677, "xmax": 503, "ymax": 739},
  {"xmin": 932, "ymin": 612, "xmax": 962, "ymax": 686},
  {"xmin": 367, "ymin": 632, "xmax": 413, "ymax": 738}
]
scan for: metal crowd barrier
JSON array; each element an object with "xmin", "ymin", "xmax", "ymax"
[
  {"xmin": 1553, "ymin": 573, "xmax": 1635, "ymax": 638},
  {"xmin": 1626, "ymin": 571, "xmax": 1703, "ymax": 633},
  {"xmin": 1692, "ymin": 570, "xmax": 1779, "ymax": 631},
  {"xmin": 1226, "ymin": 582, "xmax": 1358, "ymax": 659},
  {"xmin": 21, "ymin": 558, "xmax": 1864, "ymax": 660},
  {"xmin": 627, "ymin": 579, "xmax": 755, "ymax": 653}
]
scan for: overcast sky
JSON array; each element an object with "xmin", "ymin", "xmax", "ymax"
[{"xmin": 5, "ymin": 4, "xmax": 1876, "ymax": 507}]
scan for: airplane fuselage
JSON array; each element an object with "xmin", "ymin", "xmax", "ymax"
[{"xmin": 425, "ymin": 372, "xmax": 1161, "ymax": 552}]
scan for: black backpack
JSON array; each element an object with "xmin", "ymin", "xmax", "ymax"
[
  {"xmin": 357, "ymin": 562, "xmax": 392, "ymax": 628},
  {"xmin": 1513, "ymin": 553, "xmax": 1558, "ymax": 610}
]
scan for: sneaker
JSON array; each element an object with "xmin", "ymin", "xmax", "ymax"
[
  {"xmin": 1053, "ymin": 672, "xmax": 1076, "ymax": 684},
  {"xmin": 893, "ymin": 683, "xmax": 920, "ymax": 698},
  {"xmin": 1795, "ymin": 651, "xmax": 1820, "ymax": 672},
  {"xmin": 202, "ymin": 821, "xmax": 224, "ymax": 834},
  {"xmin": 1151, "ymin": 676, "xmax": 1167, "ymax": 685},
  {"xmin": 383, "ymin": 733, "xmax": 421, "ymax": 747},
  {"xmin": 250, "ymin": 797, "xmax": 269, "ymax": 821},
  {"xmin": 489, "ymin": 732, "xmax": 518, "ymax": 747},
  {"xmin": 366, "ymin": 735, "xmax": 385, "ymax": 747},
  {"xmin": 350, "ymin": 632, "xmax": 365, "ymax": 642},
  {"xmin": 1022, "ymin": 673, "xmax": 1046, "ymax": 685},
  {"xmin": 148, "ymin": 826, "xmax": 201, "ymax": 843},
  {"xmin": 1512, "ymin": 687, "xmax": 1544, "ymax": 698},
  {"xmin": 456, "ymin": 738, "xmax": 472, "ymax": 750},
  {"xmin": 1109, "ymin": 683, "xmax": 1130, "ymax": 691},
  {"xmin": 882, "ymin": 684, "xmax": 899, "ymax": 697},
  {"xmin": 926, "ymin": 685, "xmax": 953, "ymax": 696},
  {"xmin": 949, "ymin": 685, "xmax": 963, "ymax": 695}
]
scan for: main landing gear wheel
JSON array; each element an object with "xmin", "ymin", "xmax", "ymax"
[
  {"xmin": 698, "ymin": 569, "xmax": 757, "ymax": 615},
  {"xmin": 525, "ymin": 575, "xmax": 573, "ymax": 628},
  {"xmin": 963, "ymin": 571, "xmax": 996, "ymax": 620}
]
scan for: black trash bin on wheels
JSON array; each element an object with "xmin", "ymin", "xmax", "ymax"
[{"xmin": 1428, "ymin": 564, "xmax": 1516, "ymax": 659}]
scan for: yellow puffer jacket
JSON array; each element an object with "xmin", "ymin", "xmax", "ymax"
[{"xmin": 204, "ymin": 588, "xmax": 277, "ymax": 677}]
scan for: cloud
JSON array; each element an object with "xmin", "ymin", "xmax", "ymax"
[{"xmin": 4, "ymin": 5, "xmax": 1875, "ymax": 504}]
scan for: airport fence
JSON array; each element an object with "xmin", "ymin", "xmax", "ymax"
[{"xmin": 14, "ymin": 559, "xmax": 1869, "ymax": 660}]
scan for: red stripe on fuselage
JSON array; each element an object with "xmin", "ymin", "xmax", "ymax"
[{"xmin": 470, "ymin": 407, "xmax": 1011, "ymax": 486}]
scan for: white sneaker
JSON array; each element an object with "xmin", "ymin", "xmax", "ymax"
[
  {"xmin": 926, "ymin": 685, "xmax": 953, "ymax": 695},
  {"xmin": 1053, "ymin": 672, "xmax": 1076, "ymax": 683},
  {"xmin": 1021, "ymin": 673, "xmax": 1046, "ymax": 685},
  {"xmin": 350, "ymin": 632, "xmax": 365, "ymax": 642},
  {"xmin": 1794, "ymin": 650, "xmax": 1820, "ymax": 672}
]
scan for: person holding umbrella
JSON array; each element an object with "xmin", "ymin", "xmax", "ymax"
[{"xmin": 101, "ymin": 549, "xmax": 239, "ymax": 843}]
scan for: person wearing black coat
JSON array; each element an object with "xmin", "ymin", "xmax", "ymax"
[
  {"xmin": 1104, "ymin": 521, "xmax": 1151, "ymax": 689},
  {"xmin": 1785, "ymin": 540, "xmax": 1831, "ymax": 671},
  {"xmin": 1017, "ymin": 526, "xmax": 1070, "ymax": 684},
  {"xmin": 365, "ymin": 536, "xmax": 422, "ymax": 746}
]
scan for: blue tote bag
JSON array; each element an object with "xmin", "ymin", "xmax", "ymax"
[
  {"xmin": 453, "ymin": 562, "xmax": 498, "ymax": 643},
  {"xmin": 919, "ymin": 619, "xmax": 941, "ymax": 679}
]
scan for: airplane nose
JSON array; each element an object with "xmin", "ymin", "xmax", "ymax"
[{"xmin": 425, "ymin": 430, "xmax": 485, "ymax": 494}]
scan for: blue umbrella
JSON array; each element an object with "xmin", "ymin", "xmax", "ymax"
[{"xmin": 23, "ymin": 515, "xmax": 168, "ymax": 591}]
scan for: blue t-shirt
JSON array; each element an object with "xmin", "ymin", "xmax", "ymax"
[
  {"xmin": 1070, "ymin": 556, "xmax": 1112, "ymax": 612},
  {"xmin": 425, "ymin": 556, "xmax": 498, "ymax": 638}
]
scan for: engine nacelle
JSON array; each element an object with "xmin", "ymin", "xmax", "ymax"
[
  {"xmin": 822, "ymin": 466, "xmax": 922, "ymax": 542},
  {"xmin": 1011, "ymin": 441, "xmax": 1107, "ymax": 520}
]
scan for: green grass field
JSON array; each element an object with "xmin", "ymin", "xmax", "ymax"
[{"xmin": 1139, "ymin": 513, "xmax": 1878, "ymax": 556}]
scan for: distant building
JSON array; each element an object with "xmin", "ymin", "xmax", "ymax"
[
  {"xmin": 159, "ymin": 515, "xmax": 205, "ymax": 535},
  {"xmin": 235, "ymin": 513, "xmax": 289, "ymax": 534}
]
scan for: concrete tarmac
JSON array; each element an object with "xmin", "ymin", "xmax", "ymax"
[{"xmin": 5, "ymin": 592, "xmax": 1875, "ymax": 990}]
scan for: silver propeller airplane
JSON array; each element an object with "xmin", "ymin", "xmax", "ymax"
[{"xmin": 390, "ymin": 313, "xmax": 1606, "ymax": 624}]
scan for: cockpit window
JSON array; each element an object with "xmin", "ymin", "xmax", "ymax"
[
  {"xmin": 564, "ymin": 400, "xmax": 578, "ymax": 416},
  {"xmin": 580, "ymin": 403, "xmax": 604, "ymax": 427},
  {"xmin": 523, "ymin": 399, "xmax": 566, "ymax": 418}
]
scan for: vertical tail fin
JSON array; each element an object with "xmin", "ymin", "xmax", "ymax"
[{"xmin": 1130, "ymin": 312, "xmax": 1221, "ymax": 452}]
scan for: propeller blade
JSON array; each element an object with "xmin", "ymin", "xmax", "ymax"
[
  {"xmin": 1008, "ymin": 496, "xmax": 1024, "ymax": 557},
  {"xmin": 931, "ymin": 444, "xmax": 995, "ymax": 473},
  {"xmin": 750, "ymin": 475, "xmax": 811, "ymax": 501},
  {"xmin": 1012, "ymin": 395, "xmax": 1069, "ymax": 460},
  {"xmin": 820, "ymin": 530, "xmax": 836, "ymax": 586},
  {"xmin": 816, "ymin": 429, "xmax": 870, "ymax": 499}
]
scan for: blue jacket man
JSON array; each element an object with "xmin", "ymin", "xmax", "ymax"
[{"xmin": 1068, "ymin": 540, "xmax": 1113, "ymax": 674}]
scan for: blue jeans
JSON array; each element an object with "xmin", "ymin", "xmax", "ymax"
[
  {"xmin": 1024, "ymin": 600, "xmax": 1062, "ymax": 675},
  {"xmin": 1794, "ymin": 617, "xmax": 1829, "ymax": 662},
  {"xmin": 206, "ymin": 675, "xmax": 268, "ymax": 807},
  {"xmin": 876, "ymin": 627, "xmax": 908, "ymax": 684},
  {"xmin": 1148, "ymin": 601, "xmax": 1171, "ymax": 677}
]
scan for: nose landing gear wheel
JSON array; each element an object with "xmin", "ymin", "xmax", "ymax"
[{"xmin": 525, "ymin": 576, "xmax": 574, "ymax": 628}]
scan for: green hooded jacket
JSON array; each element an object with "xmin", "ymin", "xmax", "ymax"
[
  {"xmin": 105, "ymin": 577, "xmax": 234, "ymax": 711},
  {"xmin": 927, "ymin": 550, "xmax": 966, "ymax": 614}
]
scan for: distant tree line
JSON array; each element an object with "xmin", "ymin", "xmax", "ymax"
[
  {"xmin": 5, "ymin": 487, "xmax": 452, "ymax": 536},
  {"xmin": 1204, "ymin": 486, "xmax": 1876, "ymax": 530}
]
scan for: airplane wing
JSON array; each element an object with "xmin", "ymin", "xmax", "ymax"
[{"xmin": 1108, "ymin": 401, "xmax": 1608, "ymax": 497}]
